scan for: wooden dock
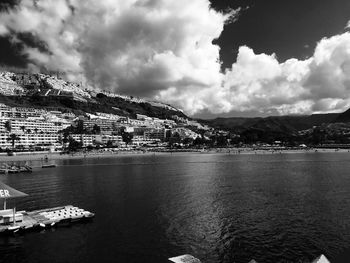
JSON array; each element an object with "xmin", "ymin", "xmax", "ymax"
[{"xmin": 0, "ymin": 205, "xmax": 94, "ymax": 234}]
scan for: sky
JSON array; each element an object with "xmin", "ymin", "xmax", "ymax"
[{"xmin": 1, "ymin": 0, "xmax": 350, "ymax": 118}]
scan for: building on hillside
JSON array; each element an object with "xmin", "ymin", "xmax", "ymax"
[
  {"xmin": 0, "ymin": 105, "xmax": 44, "ymax": 118},
  {"xmin": 0, "ymin": 72, "xmax": 25, "ymax": 95},
  {"xmin": 144, "ymin": 128, "xmax": 167, "ymax": 141},
  {"xmin": 70, "ymin": 134, "xmax": 95, "ymax": 146},
  {"xmin": 81, "ymin": 118, "xmax": 122, "ymax": 134},
  {"xmin": 136, "ymin": 114, "xmax": 149, "ymax": 120},
  {"xmin": 0, "ymin": 117, "xmax": 70, "ymax": 134},
  {"xmin": 13, "ymin": 73, "xmax": 40, "ymax": 87},
  {"xmin": 132, "ymin": 135, "xmax": 160, "ymax": 146},
  {"xmin": 0, "ymin": 133, "xmax": 60, "ymax": 149},
  {"xmin": 93, "ymin": 135, "xmax": 124, "ymax": 146}
]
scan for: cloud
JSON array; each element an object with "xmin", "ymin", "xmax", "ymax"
[
  {"xmin": 0, "ymin": 0, "xmax": 234, "ymax": 100},
  {"xmin": 1, "ymin": 1, "xmax": 350, "ymax": 117},
  {"xmin": 346, "ymin": 20, "xmax": 350, "ymax": 29},
  {"xmin": 190, "ymin": 31, "xmax": 350, "ymax": 116}
]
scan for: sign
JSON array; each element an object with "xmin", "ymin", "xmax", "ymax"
[{"xmin": 0, "ymin": 189, "xmax": 10, "ymax": 198}]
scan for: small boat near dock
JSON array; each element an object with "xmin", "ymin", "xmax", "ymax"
[
  {"xmin": 0, "ymin": 163, "xmax": 32, "ymax": 174},
  {"xmin": 41, "ymin": 164, "xmax": 56, "ymax": 168}
]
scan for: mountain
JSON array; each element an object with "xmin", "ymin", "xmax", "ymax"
[
  {"xmin": 0, "ymin": 71, "xmax": 187, "ymax": 120},
  {"xmin": 334, "ymin": 108, "xmax": 350, "ymax": 123},
  {"xmin": 201, "ymin": 113, "xmax": 340, "ymax": 134}
]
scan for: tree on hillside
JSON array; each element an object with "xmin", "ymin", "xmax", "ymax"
[
  {"xmin": 92, "ymin": 124, "xmax": 101, "ymax": 134},
  {"xmin": 106, "ymin": 140, "xmax": 114, "ymax": 148},
  {"xmin": 68, "ymin": 137, "xmax": 82, "ymax": 152},
  {"xmin": 169, "ymin": 132, "xmax": 181, "ymax": 147},
  {"xmin": 59, "ymin": 131, "xmax": 70, "ymax": 149},
  {"xmin": 57, "ymin": 134, "xmax": 63, "ymax": 146},
  {"xmin": 121, "ymin": 131, "xmax": 133, "ymax": 146},
  {"xmin": 7, "ymin": 133, "xmax": 20, "ymax": 149},
  {"xmin": 76, "ymin": 120, "xmax": 85, "ymax": 134},
  {"xmin": 20, "ymin": 125, "xmax": 26, "ymax": 133},
  {"xmin": 183, "ymin": 137, "xmax": 194, "ymax": 146},
  {"xmin": 311, "ymin": 127, "xmax": 326, "ymax": 145},
  {"xmin": 4, "ymin": 120, "xmax": 11, "ymax": 133},
  {"xmin": 193, "ymin": 137, "xmax": 207, "ymax": 146},
  {"xmin": 216, "ymin": 135, "xmax": 228, "ymax": 147}
]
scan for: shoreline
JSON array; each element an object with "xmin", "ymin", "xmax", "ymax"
[{"xmin": 0, "ymin": 148, "xmax": 349, "ymax": 162}]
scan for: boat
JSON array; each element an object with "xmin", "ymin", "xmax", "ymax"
[
  {"xmin": 169, "ymin": 255, "xmax": 201, "ymax": 263},
  {"xmin": 7, "ymin": 166, "xmax": 20, "ymax": 174},
  {"xmin": 0, "ymin": 164, "xmax": 32, "ymax": 174},
  {"xmin": 42, "ymin": 164, "xmax": 56, "ymax": 168},
  {"xmin": 19, "ymin": 166, "xmax": 32, "ymax": 173}
]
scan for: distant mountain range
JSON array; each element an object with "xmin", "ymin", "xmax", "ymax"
[{"xmin": 201, "ymin": 110, "xmax": 350, "ymax": 134}]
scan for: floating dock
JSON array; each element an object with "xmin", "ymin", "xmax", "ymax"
[{"xmin": 0, "ymin": 205, "xmax": 94, "ymax": 234}]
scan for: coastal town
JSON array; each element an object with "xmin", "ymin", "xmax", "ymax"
[
  {"xmin": 0, "ymin": 71, "xmax": 220, "ymax": 153},
  {"xmin": 2, "ymin": 1, "xmax": 350, "ymax": 262},
  {"xmin": 1, "ymin": 71, "xmax": 350, "ymax": 155}
]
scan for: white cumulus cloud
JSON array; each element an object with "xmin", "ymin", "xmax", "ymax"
[{"xmin": 1, "ymin": 0, "xmax": 350, "ymax": 116}]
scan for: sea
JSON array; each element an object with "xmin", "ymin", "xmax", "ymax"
[{"xmin": 1, "ymin": 152, "xmax": 350, "ymax": 263}]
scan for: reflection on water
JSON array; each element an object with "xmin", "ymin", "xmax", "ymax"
[{"xmin": 0, "ymin": 152, "xmax": 350, "ymax": 262}]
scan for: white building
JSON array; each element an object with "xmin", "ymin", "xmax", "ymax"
[
  {"xmin": 0, "ymin": 133, "xmax": 60, "ymax": 149},
  {"xmin": 0, "ymin": 117, "xmax": 70, "ymax": 133}
]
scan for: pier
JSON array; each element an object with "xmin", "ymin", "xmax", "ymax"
[
  {"xmin": 0, "ymin": 205, "xmax": 94, "ymax": 234},
  {"xmin": 0, "ymin": 181, "xmax": 94, "ymax": 235}
]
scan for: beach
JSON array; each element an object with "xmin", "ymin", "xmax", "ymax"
[{"xmin": 0, "ymin": 147, "xmax": 349, "ymax": 162}]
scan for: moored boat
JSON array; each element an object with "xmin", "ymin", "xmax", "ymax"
[{"xmin": 42, "ymin": 164, "xmax": 56, "ymax": 168}]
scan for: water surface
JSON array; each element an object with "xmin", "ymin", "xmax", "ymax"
[{"xmin": 1, "ymin": 152, "xmax": 350, "ymax": 263}]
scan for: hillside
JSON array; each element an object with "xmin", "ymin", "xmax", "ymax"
[
  {"xmin": 1, "ymin": 71, "xmax": 349, "ymax": 139},
  {"xmin": 0, "ymin": 71, "xmax": 187, "ymax": 120},
  {"xmin": 201, "ymin": 113, "xmax": 340, "ymax": 134},
  {"xmin": 335, "ymin": 108, "xmax": 350, "ymax": 123}
]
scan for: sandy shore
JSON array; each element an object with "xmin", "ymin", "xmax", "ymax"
[
  {"xmin": 0, "ymin": 151, "xmax": 159, "ymax": 162},
  {"xmin": 0, "ymin": 147, "xmax": 348, "ymax": 162}
]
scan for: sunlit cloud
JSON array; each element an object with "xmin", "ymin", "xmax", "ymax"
[{"xmin": 1, "ymin": 0, "xmax": 350, "ymax": 116}]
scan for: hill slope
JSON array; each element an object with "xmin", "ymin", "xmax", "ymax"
[
  {"xmin": 201, "ymin": 113, "xmax": 340, "ymax": 134},
  {"xmin": 334, "ymin": 108, "xmax": 350, "ymax": 123},
  {"xmin": 0, "ymin": 71, "xmax": 187, "ymax": 120}
]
